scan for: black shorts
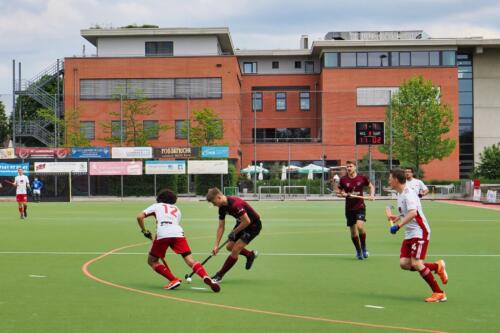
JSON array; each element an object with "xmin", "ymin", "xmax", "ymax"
[
  {"xmin": 345, "ymin": 209, "xmax": 366, "ymax": 227},
  {"xmin": 233, "ymin": 219, "xmax": 262, "ymax": 244}
]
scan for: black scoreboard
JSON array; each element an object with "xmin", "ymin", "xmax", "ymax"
[{"xmin": 355, "ymin": 122, "xmax": 385, "ymax": 145}]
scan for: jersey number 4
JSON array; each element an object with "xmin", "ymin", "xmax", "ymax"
[{"xmin": 163, "ymin": 204, "xmax": 178, "ymax": 218}]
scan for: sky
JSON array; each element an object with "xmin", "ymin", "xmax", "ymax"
[{"xmin": 1, "ymin": 0, "xmax": 500, "ymax": 114}]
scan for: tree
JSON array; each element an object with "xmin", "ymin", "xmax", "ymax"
[
  {"xmin": 0, "ymin": 101, "xmax": 9, "ymax": 146},
  {"xmin": 474, "ymin": 143, "xmax": 500, "ymax": 179},
  {"xmin": 380, "ymin": 75, "xmax": 456, "ymax": 176},
  {"xmin": 102, "ymin": 90, "xmax": 170, "ymax": 146},
  {"xmin": 38, "ymin": 107, "xmax": 91, "ymax": 147},
  {"xmin": 186, "ymin": 108, "xmax": 223, "ymax": 146}
]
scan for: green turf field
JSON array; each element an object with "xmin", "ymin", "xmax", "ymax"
[{"xmin": 0, "ymin": 200, "xmax": 499, "ymax": 333}]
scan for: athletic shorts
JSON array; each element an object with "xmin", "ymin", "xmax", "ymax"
[
  {"xmin": 16, "ymin": 194, "xmax": 28, "ymax": 203},
  {"xmin": 233, "ymin": 219, "xmax": 262, "ymax": 244},
  {"xmin": 345, "ymin": 208, "xmax": 366, "ymax": 227},
  {"xmin": 400, "ymin": 238, "xmax": 429, "ymax": 260},
  {"xmin": 149, "ymin": 237, "xmax": 191, "ymax": 259},
  {"xmin": 33, "ymin": 189, "xmax": 41, "ymax": 195}
]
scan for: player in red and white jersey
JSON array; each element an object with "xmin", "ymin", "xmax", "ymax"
[
  {"xmin": 6, "ymin": 167, "xmax": 31, "ymax": 219},
  {"xmin": 387, "ymin": 169, "xmax": 448, "ymax": 303},
  {"xmin": 405, "ymin": 167, "xmax": 429, "ymax": 199},
  {"xmin": 136, "ymin": 188, "xmax": 220, "ymax": 292},
  {"xmin": 336, "ymin": 161, "xmax": 374, "ymax": 260}
]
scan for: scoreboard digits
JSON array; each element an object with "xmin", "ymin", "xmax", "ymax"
[{"xmin": 355, "ymin": 122, "xmax": 385, "ymax": 145}]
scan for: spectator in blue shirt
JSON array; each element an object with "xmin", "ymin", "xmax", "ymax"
[{"xmin": 32, "ymin": 177, "xmax": 43, "ymax": 202}]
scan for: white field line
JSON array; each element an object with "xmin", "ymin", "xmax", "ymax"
[
  {"xmin": 364, "ymin": 305, "xmax": 385, "ymax": 309},
  {"xmin": 1, "ymin": 251, "xmax": 500, "ymax": 257},
  {"xmin": 29, "ymin": 274, "xmax": 47, "ymax": 278}
]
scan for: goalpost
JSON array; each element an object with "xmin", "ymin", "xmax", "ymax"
[
  {"xmin": 283, "ymin": 185, "xmax": 307, "ymax": 200},
  {"xmin": 258, "ymin": 186, "xmax": 282, "ymax": 200},
  {"xmin": 223, "ymin": 187, "xmax": 239, "ymax": 196}
]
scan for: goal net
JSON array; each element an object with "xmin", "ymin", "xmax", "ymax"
[
  {"xmin": 223, "ymin": 187, "xmax": 239, "ymax": 196},
  {"xmin": 258, "ymin": 186, "xmax": 282, "ymax": 200},
  {"xmin": 283, "ymin": 186, "xmax": 307, "ymax": 200}
]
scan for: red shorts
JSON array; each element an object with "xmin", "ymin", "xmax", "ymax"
[
  {"xmin": 400, "ymin": 238, "xmax": 429, "ymax": 260},
  {"xmin": 149, "ymin": 237, "xmax": 191, "ymax": 259},
  {"xmin": 16, "ymin": 194, "xmax": 28, "ymax": 203}
]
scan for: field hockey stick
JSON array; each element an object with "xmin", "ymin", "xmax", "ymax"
[
  {"xmin": 385, "ymin": 205, "xmax": 395, "ymax": 226},
  {"xmin": 184, "ymin": 238, "xmax": 229, "ymax": 280},
  {"xmin": 345, "ymin": 193, "xmax": 374, "ymax": 200}
]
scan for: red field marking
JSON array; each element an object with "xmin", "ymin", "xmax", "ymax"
[
  {"xmin": 82, "ymin": 243, "xmax": 450, "ymax": 333},
  {"xmin": 439, "ymin": 200, "xmax": 500, "ymax": 211}
]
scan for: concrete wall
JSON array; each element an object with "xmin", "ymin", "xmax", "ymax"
[
  {"xmin": 97, "ymin": 36, "xmax": 221, "ymax": 57},
  {"xmin": 473, "ymin": 48, "xmax": 500, "ymax": 162}
]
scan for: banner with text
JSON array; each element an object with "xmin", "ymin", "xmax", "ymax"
[
  {"xmin": 89, "ymin": 161, "xmax": 143, "ymax": 176},
  {"xmin": 188, "ymin": 160, "xmax": 228, "ymax": 174},
  {"xmin": 71, "ymin": 147, "xmax": 111, "ymax": 159},
  {"xmin": 145, "ymin": 160, "xmax": 186, "ymax": 175},
  {"xmin": 0, "ymin": 148, "xmax": 15, "ymax": 159},
  {"xmin": 15, "ymin": 147, "xmax": 71, "ymax": 159},
  {"xmin": 0, "ymin": 162, "xmax": 30, "ymax": 176},
  {"xmin": 153, "ymin": 147, "xmax": 199, "ymax": 159},
  {"xmin": 201, "ymin": 146, "xmax": 229, "ymax": 158},
  {"xmin": 111, "ymin": 147, "xmax": 152, "ymax": 159},
  {"xmin": 34, "ymin": 162, "xmax": 88, "ymax": 174}
]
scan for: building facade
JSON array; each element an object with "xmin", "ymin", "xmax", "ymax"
[{"xmin": 63, "ymin": 27, "xmax": 500, "ymax": 180}]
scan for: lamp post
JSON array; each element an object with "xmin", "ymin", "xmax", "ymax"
[
  {"xmin": 120, "ymin": 93, "xmax": 123, "ymax": 199},
  {"xmin": 253, "ymin": 92, "xmax": 257, "ymax": 196},
  {"xmin": 389, "ymin": 90, "xmax": 393, "ymax": 170}
]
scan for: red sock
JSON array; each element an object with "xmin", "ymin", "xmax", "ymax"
[
  {"xmin": 239, "ymin": 248, "xmax": 252, "ymax": 258},
  {"xmin": 419, "ymin": 267, "xmax": 443, "ymax": 293},
  {"xmin": 424, "ymin": 262, "xmax": 438, "ymax": 272},
  {"xmin": 351, "ymin": 236, "xmax": 361, "ymax": 252},
  {"xmin": 192, "ymin": 262, "xmax": 209, "ymax": 278},
  {"xmin": 218, "ymin": 255, "xmax": 238, "ymax": 277},
  {"xmin": 153, "ymin": 263, "xmax": 176, "ymax": 281},
  {"xmin": 359, "ymin": 233, "xmax": 367, "ymax": 250}
]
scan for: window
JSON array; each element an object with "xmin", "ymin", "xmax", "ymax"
[
  {"xmin": 340, "ymin": 53, "xmax": 356, "ymax": 67},
  {"xmin": 80, "ymin": 121, "xmax": 95, "ymax": 140},
  {"xmin": 243, "ymin": 62, "xmax": 257, "ymax": 74},
  {"xmin": 252, "ymin": 127, "xmax": 311, "ymax": 142},
  {"xmin": 442, "ymin": 51, "xmax": 456, "ymax": 66},
  {"xmin": 411, "ymin": 52, "xmax": 429, "ymax": 66},
  {"xmin": 459, "ymin": 79, "xmax": 472, "ymax": 92},
  {"xmin": 430, "ymin": 51, "xmax": 440, "ymax": 66},
  {"xmin": 145, "ymin": 41, "xmax": 173, "ymax": 56},
  {"xmin": 175, "ymin": 120, "xmax": 188, "ymax": 139},
  {"xmin": 357, "ymin": 53, "xmax": 368, "ymax": 67},
  {"xmin": 357, "ymin": 87, "xmax": 399, "ymax": 106},
  {"xmin": 323, "ymin": 53, "xmax": 338, "ymax": 68},
  {"xmin": 390, "ymin": 52, "xmax": 399, "ymax": 66},
  {"xmin": 300, "ymin": 92, "xmax": 310, "ymax": 111},
  {"xmin": 276, "ymin": 92, "xmax": 286, "ymax": 111},
  {"xmin": 305, "ymin": 61, "xmax": 314, "ymax": 73},
  {"xmin": 252, "ymin": 92, "xmax": 263, "ymax": 112},
  {"xmin": 400, "ymin": 52, "xmax": 410, "ymax": 66},
  {"xmin": 143, "ymin": 120, "xmax": 159, "ymax": 140},
  {"xmin": 368, "ymin": 52, "xmax": 389, "ymax": 67},
  {"xmin": 111, "ymin": 120, "xmax": 126, "ymax": 141},
  {"xmin": 295, "ymin": 61, "xmax": 302, "ymax": 69},
  {"xmin": 272, "ymin": 61, "xmax": 279, "ymax": 69}
]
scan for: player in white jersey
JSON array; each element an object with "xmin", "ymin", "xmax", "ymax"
[
  {"xmin": 387, "ymin": 169, "xmax": 448, "ymax": 303},
  {"xmin": 405, "ymin": 167, "xmax": 429, "ymax": 198},
  {"xmin": 136, "ymin": 188, "xmax": 220, "ymax": 292},
  {"xmin": 6, "ymin": 167, "xmax": 31, "ymax": 219}
]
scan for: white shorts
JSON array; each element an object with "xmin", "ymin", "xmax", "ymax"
[{"xmin": 33, "ymin": 189, "xmax": 41, "ymax": 195}]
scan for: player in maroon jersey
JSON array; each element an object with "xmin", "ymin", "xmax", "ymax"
[
  {"xmin": 336, "ymin": 161, "xmax": 375, "ymax": 260},
  {"xmin": 206, "ymin": 187, "xmax": 261, "ymax": 282}
]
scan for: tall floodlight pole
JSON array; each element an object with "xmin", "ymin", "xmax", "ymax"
[
  {"xmin": 253, "ymin": 93, "xmax": 257, "ymax": 196},
  {"xmin": 321, "ymin": 143, "xmax": 325, "ymax": 196},
  {"xmin": 120, "ymin": 94, "xmax": 124, "ymax": 199},
  {"xmin": 12, "ymin": 60, "xmax": 15, "ymax": 149},
  {"xmin": 389, "ymin": 90, "xmax": 393, "ymax": 170},
  {"xmin": 186, "ymin": 96, "xmax": 190, "ymax": 193}
]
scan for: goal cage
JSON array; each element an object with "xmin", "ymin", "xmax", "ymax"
[
  {"xmin": 258, "ymin": 186, "xmax": 282, "ymax": 200},
  {"xmin": 223, "ymin": 187, "xmax": 239, "ymax": 196},
  {"xmin": 283, "ymin": 186, "xmax": 308, "ymax": 199}
]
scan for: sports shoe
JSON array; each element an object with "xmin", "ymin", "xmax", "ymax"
[
  {"xmin": 362, "ymin": 248, "xmax": 369, "ymax": 259},
  {"xmin": 203, "ymin": 276, "xmax": 221, "ymax": 293},
  {"xmin": 211, "ymin": 273, "xmax": 223, "ymax": 283},
  {"xmin": 245, "ymin": 250, "xmax": 258, "ymax": 270},
  {"xmin": 424, "ymin": 292, "xmax": 447, "ymax": 302},
  {"xmin": 435, "ymin": 260, "xmax": 448, "ymax": 285},
  {"xmin": 356, "ymin": 251, "xmax": 363, "ymax": 260},
  {"xmin": 20, "ymin": 215, "xmax": 24, "ymax": 219},
  {"xmin": 164, "ymin": 278, "xmax": 181, "ymax": 290}
]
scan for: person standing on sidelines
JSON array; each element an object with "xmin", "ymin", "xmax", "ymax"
[
  {"xmin": 6, "ymin": 167, "xmax": 31, "ymax": 219},
  {"xmin": 387, "ymin": 169, "xmax": 448, "ymax": 303},
  {"xmin": 32, "ymin": 177, "xmax": 43, "ymax": 202},
  {"xmin": 336, "ymin": 161, "xmax": 375, "ymax": 260},
  {"xmin": 405, "ymin": 167, "xmax": 429, "ymax": 199},
  {"xmin": 136, "ymin": 188, "xmax": 220, "ymax": 292},
  {"xmin": 206, "ymin": 187, "xmax": 261, "ymax": 282}
]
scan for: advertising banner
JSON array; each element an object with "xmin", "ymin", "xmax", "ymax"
[
  {"xmin": 201, "ymin": 146, "xmax": 229, "ymax": 158},
  {"xmin": 0, "ymin": 148, "xmax": 15, "ymax": 159},
  {"xmin": 111, "ymin": 147, "xmax": 153, "ymax": 159},
  {"xmin": 153, "ymin": 147, "xmax": 199, "ymax": 159},
  {"xmin": 71, "ymin": 147, "xmax": 111, "ymax": 159},
  {"xmin": 89, "ymin": 161, "xmax": 142, "ymax": 176},
  {"xmin": 188, "ymin": 160, "xmax": 228, "ymax": 174},
  {"xmin": 145, "ymin": 160, "xmax": 186, "ymax": 175},
  {"xmin": 0, "ymin": 163, "xmax": 30, "ymax": 176},
  {"xmin": 34, "ymin": 162, "xmax": 88, "ymax": 174},
  {"xmin": 15, "ymin": 147, "xmax": 70, "ymax": 159}
]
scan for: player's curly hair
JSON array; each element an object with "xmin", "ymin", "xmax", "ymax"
[{"xmin": 156, "ymin": 188, "xmax": 177, "ymax": 204}]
